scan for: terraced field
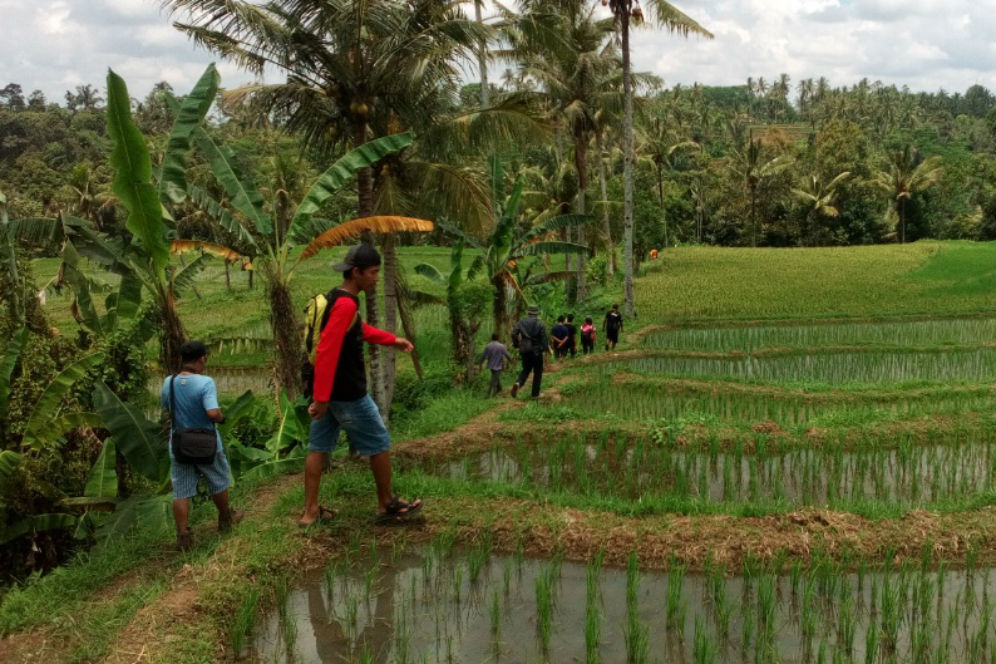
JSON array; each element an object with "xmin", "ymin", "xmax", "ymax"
[{"xmin": 4, "ymin": 242, "xmax": 994, "ymax": 664}]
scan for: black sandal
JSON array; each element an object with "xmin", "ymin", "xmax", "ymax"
[{"xmin": 377, "ymin": 497, "xmax": 423, "ymax": 523}]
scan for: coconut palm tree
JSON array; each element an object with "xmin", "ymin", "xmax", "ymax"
[
  {"xmin": 637, "ymin": 118, "xmax": 700, "ymax": 248},
  {"xmin": 791, "ymin": 171, "xmax": 851, "ymax": 245},
  {"xmin": 873, "ymin": 145, "xmax": 943, "ymax": 243},
  {"xmin": 504, "ymin": 0, "xmax": 618, "ymax": 301},
  {"xmin": 605, "ymin": 0, "xmax": 711, "ymax": 317},
  {"xmin": 732, "ymin": 138, "xmax": 789, "ymax": 247},
  {"xmin": 439, "ymin": 156, "xmax": 589, "ymax": 339}
]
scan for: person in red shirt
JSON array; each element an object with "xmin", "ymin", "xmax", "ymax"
[{"xmin": 298, "ymin": 244, "xmax": 423, "ymax": 526}]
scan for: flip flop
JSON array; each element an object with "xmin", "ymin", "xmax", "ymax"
[
  {"xmin": 376, "ymin": 497, "xmax": 424, "ymax": 524},
  {"xmin": 297, "ymin": 505, "xmax": 338, "ymax": 528}
]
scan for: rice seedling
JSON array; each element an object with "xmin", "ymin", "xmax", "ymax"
[
  {"xmin": 229, "ymin": 587, "xmax": 260, "ymax": 656},
  {"xmin": 666, "ymin": 561, "xmax": 686, "ymax": 631},
  {"xmin": 693, "ymin": 616, "xmax": 717, "ymax": 664},
  {"xmin": 535, "ymin": 567, "xmax": 554, "ymax": 655},
  {"xmin": 584, "ymin": 552, "xmax": 604, "ymax": 664},
  {"xmin": 625, "ymin": 552, "xmax": 649, "ymax": 663}
]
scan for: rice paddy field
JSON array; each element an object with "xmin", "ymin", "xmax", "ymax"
[{"xmin": 8, "ymin": 241, "xmax": 996, "ymax": 664}]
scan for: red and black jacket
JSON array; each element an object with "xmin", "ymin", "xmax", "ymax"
[{"xmin": 312, "ymin": 289, "xmax": 396, "ymax": 402}]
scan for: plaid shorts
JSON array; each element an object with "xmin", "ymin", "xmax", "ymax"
[{"xmin": 170, "ymin": 449, "xmax": 232, "ymax": 500}]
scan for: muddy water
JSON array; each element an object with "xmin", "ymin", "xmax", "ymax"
[
  {"xmin": 441, "ymin": 441, "xmax": 996, "ymax": 505},
  {"xmin": 253, "ymin": 552, "xmax": 996, "ymax": 664}
]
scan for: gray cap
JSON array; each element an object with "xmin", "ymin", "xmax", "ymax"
[
  {"xmin": 332, "ymin": 244, "xmax": 382, "ymax": 272},
  {"xmin": 527, "ymin": 304, "xmax": 540, "ymax": 315}
]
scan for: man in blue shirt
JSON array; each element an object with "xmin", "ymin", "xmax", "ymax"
[{"xmin": 161, "ymin": 340, "xmax": 243, "ymax": 551}]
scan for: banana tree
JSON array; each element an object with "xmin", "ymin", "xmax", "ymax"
[
  {"xmin": 414, "ymin": 242, "xmax": 490, "ymax": 382},
  {"xmin": 440, "ymin": 156, "xmax": 590, "ymax": 340},
  {"xmin": 183, "ymin": 129, "xmax": 432, "ymax": 399},
  {"xmin": 61, "ymin": 65, "xmax": 224, "ymax": 372}
]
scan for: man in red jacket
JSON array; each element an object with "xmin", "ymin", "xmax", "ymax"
[{"xmin": 298, "ymin": 243, "xmax": 423, "ymax": 526}]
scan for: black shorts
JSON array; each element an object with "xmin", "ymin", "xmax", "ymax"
[{"xmin": 606, "ymin": 328, "xmax": 619, "ymax": 342}]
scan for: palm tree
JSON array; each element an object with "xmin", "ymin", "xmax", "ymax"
[
  {"xmin": 167, "ymin": 0, "xmax": 510, "ymax": 412},
  {"xmin": 790, "ymin": 171, "xmax": 851, "ymax": 245},
  {"xmin": 873, "ymin": 146, "xmax": 943, "ymax": 243},
  {"xmin": 732, "ymin": 138, "xmax": 789, "ymax": 247},
  {"xmin": 638, "ymin": 117, "xmax": 700, "ymax": 248},
  {"xmin": 440, "ymin": 157, "xmax": 589, "ymax": 339},
  {"xmin": 606, "ymin": 0, "xmax": 711, "ymax": 317},
  {"xmin": 505, "ymin": 1, "xmax": 618, "ymax": 301}
]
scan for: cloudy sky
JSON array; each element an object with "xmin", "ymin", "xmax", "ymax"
[{"xmin": 2, "ymin": 0, "xmax": 993, "ymax": 104}]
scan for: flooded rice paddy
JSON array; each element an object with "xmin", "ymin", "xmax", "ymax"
[
  {"xmin": 254, "ymin": 548, "xmax": 996, "ymax": 664},
  {"xmin": 436, "ymin": 436, "xmax": 996, "ymax": 507}
]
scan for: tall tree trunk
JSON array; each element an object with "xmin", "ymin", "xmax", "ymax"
[
  {"xmin": 355, "ymin": 120, "xmax": 386, "ymax": 415},
  {"xmin": 267, "ymin": 277, "xmax": 302, "ymax": 401},
  {"xmin": 574, "ymin": 134, "xmax": 588, "ymax": 301},
  {"xmin": 597, "ymin": 132, "xmax": 615, "ymax": 276},
  {"xmin": 899, "ymin": 198, "xmax": 906, "ymax": 243},
  {"xmin": 750, "ymin": 184, "xmax": 758, "ymax": 247},
  {"xmin": 474, "ymin": 0, "xmax": 489, "ymax": 107},
  {"xmin": 380, "ymin": 234, "xmax": 398, "ymax": 421},
  {"xmin": 492, "ymin": 274, "xmax": 508, "ymax": 341},
  {"xmin": 621, "ymin": 9, "xmax": 636, "ymax": 318},
  {"xmin": 160, "ymin": 287, "xmax": 187, "ymax": 374},
  {"xmin": 224, "ymin": 260, "xmax": 231, "ymax": 291},
  {"xmin": 657, "ymin": 165, "xmax": 667, "ymax": 248}
]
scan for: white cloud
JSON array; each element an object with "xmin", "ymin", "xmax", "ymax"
[{"xmin": 1, "ymin": 0, "xmax": 992, "ymax": 104}]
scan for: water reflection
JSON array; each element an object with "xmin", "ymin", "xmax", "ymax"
[{"xmin": 255, "ymin": 551, "xmax": 996, "ymax": 664}]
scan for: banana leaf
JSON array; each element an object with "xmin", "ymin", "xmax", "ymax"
[
  {"xmin": 0, "ymin": 513, "xmax": 78, "ymax": 545},
  {"xmin": 0, "ymin": 326, "xmax": 27, "ymax": 419},
  {"xmin": 288, "ymin": 132, "xmax": 414, "ymax": 244},
  {"xmin": 239, "ymin": 446, "xmax": 306, "ymax": 482},
  {"xmin": 93, "ymin": 382, "xmax": 167, "ymax": 481},
  {"xmin": 0, "ymin": 450, "xmax": 21, "ymax": 479},
  {"xmin": 159, "ymin": 64, "xmax": 220, "ymax": 204},
  {"xmin": 185, "ymin": 184, "xmax": 260, "ymax": 252},
  {"xmin": 21, "ymin": 354, "xmax": 103, "ymax": 450},
  {"xmin": 84, "ymin": 437, "xmax": 118, "ymax": 499},
  {"xmin": 192, "ymin": 127, "xmax": 272, "ymax": 235},
  {"xmin": 268, "ymin": 391, "xmax": 310, "ymax": 453},
  {"xmin": 95, "ymin": 494, "xmax": 171, "ymax": 542},
  {"xmin": 106, "ymin": 69, "xmax": 170, "ymax": 275}
]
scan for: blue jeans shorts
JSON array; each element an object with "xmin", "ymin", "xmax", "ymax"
[
  {"xmin": 170, "ymin": 448, "xmax": 232, "ymax": 500},
  {"xmin": 308, "ymin": 393, "xmax": 391, "ymax": 457}
]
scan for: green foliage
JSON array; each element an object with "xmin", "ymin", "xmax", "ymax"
[{"xmin": 105, "ymin": 70, "xmax": 170, "ymax": 275}]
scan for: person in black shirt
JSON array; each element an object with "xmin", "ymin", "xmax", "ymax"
[
  {"xmin": 511, "ymin": 305, "xmax": 550, "ymax": 398},
  {"xmin": 550, "ymin": 315, "xmax": 569, "ymax": 359},
  {"xmin": 565, "ymin": 314, "xmax": 578, "ymax": 358},
  {"xmin": 604, "ymin": 303, "xmax": 623, "ymax": 351}
]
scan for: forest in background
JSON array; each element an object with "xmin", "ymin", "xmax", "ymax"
[{"xmin": 2, "ymin": 74, "xmax": 994, "ymax": 253}]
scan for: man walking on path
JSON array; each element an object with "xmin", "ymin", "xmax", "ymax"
[
  {"xmin": 511, "ymin": 304, "xmax": 550, "ymax": 398},
  {"xmin": 478, "ymin": 333, "xmax": 513, "ymax": 397},
  {"xmin": 162, "ymin": 340, "xmax": 244, "ymax": 552},
  {"xmin": 299, "ymin": 244, "xmax": 423, "ymax": 527},
  {"xmin": 566, "ymin": 314, "xmax": 578, "ymax": 358},
  {"xmin": 551, "ymin": 315, "xmax": 569, "ymax": 360},
  {"xmin": 604, "ymin": 303, "xmax": 623, "ymax": 351}
]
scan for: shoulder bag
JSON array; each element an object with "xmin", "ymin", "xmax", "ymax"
[{"xmin": 169, "ymin": 375, "xmax": 218, "ymax": 465}]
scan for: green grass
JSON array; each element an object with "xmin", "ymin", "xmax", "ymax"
[
  {"xmin": 641, "ymin": 318, "xmax": 996, "ymax": 352},
  {"xmin": 636, "ymin": 242, "xmax": 995, "ymax": 322}
]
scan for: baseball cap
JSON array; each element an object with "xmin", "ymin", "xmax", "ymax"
[{"xmin": 332, "ymin": 244, "xmax": 382, "ymax": 272}]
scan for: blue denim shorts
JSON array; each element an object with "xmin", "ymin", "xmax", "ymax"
[
  {"xmin": 170, "ymin": 449, "xmax": 232, "ymax": 500},
  {"xmin": 307, "ymin": 393, "xmax": 391, "ymax": 457}
]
